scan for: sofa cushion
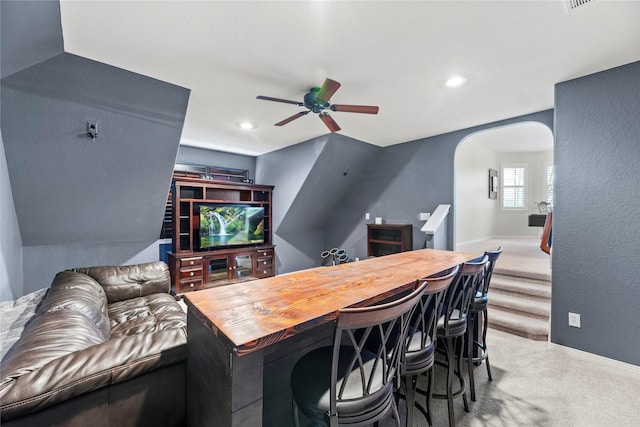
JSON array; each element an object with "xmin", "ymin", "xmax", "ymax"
[
  {"xmin": 0, "ymin": 326, "xmax": 186, "ymax": 422},
  {"xmin": 0, "ymin": 289, "xmax": 48, "ymax": 361},
  {"xmin": 39, "ymin": 271, "xmax": 111, "ymax": 340},
  {"xmin": 70, "ymin": 262, "xmax": 170, "ymax": 303},
  {"xmin": 108, "ymin": 293, "xmax": 186, "ymax": 337},
  {"xmin": 0, "ymin": 310, "xmax": 107, "ymax": 391}
]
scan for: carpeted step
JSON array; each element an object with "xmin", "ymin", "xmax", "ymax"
[
  {"xmin": 488, "ymin": 291, "xmax": 550, "ymax": 318},
  {"xmin": 489, "ymin": 274, "xmax": 551, "ymax": 299},
  {"xmin": 487, "ymin": 308, "xmax": 549, "ymax": 341},
  {"xmin": 494, "ymin": 266, "xmax": 551, "ymax": 282}
]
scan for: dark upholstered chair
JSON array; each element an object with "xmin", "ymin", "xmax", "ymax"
[
  {"xmin": 432, "ymin": 255, "xmax": 488, "ymax": 427},
  {"xmin": 290, "ymin": 281, "xmax": 427, "ymax": 427},
  {"xmin": 466, "ymin": 246, "xmax": 502, "ymax": 401},
  {"xmin": 400, "ymin": 265, "xmax": 459, "ymax": 427}
]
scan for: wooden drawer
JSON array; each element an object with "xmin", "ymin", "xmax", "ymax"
[
  {"xmin": 180, "ymin": 267, "xmax": 202, "ymax": 280},
  {"xmin": 257, "ymin": 256, "xmax": 273, "ymax": 268},
  {"xmin": 257, "ymin": 249, "xmax": 273, "ymax": 258},
  {"xmin": 179, "ymin": 277, "xmax": 203, "ymax": 292},
  {"xmin": 180, "ymin": 257, "xmax": 202, "ymax": 268},
  {"xmin": 256, "ymin": 266, "xmax": 274, "ymax": 278}
]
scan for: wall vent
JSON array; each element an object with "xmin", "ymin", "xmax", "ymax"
[{"xmin": 565, "ymin": 0, "xmax": 596, "ymax": 13}]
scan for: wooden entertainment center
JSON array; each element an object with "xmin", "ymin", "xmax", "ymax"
[{"xmin": 168, "ymin": 178, "xmax": 274, "ymax": 295}]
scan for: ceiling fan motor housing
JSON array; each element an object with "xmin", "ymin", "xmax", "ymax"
[{"xmin": 304, "ymin": 87, "xmax": 329, "ymax": 113}]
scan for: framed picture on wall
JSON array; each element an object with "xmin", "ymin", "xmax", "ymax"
[{"xmin": 489, "ymin": 169, "xmax": 498, "ymax": 199}]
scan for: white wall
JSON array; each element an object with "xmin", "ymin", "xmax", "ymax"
[
  {"xmin": 455, "ymin": 141, "xmax": 499, "ymax": 244},
  {"xmin": 494, "ymin": 150, "xmax": 553, "ymax": 237},
  {"xmin": 0, "ymin": 131, "xmax": 23, "ymax": 302},
  {"xmin": 455, "ymin": 133, "xmax": 553, "ymax": 244}
]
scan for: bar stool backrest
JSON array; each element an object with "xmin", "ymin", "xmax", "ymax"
[
  {"xmin": 408, "ymin": 265, "xmax": 460, "ymax": 360},
  {"xmin": 329, "ymin": 280, "xmax": 428, "ymax": 422},
  {"xmin": 477, "ymin": 247, "xmax": 503, "ymax": 296},
  {"xmin": 441, "ymin": 255, "xmax": 489, "ymax": 333}
]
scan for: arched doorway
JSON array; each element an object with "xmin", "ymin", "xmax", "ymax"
[
  {"xmin": 454, "ymin": 121, "xmax": 554, "ymax": 248},
  {"xmin": 453, "ymin": 121, "xmax": 554, "ymax": 341}
]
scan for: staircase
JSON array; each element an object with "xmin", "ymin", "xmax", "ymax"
[{"xmin": 487, "ymin": 267, "xmax": 551, "ymax": 341}]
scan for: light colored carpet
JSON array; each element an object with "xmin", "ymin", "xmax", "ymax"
[
  {"xmin": 456, "ymin": 237, "xmax": 552, "ymax": 340},
  {"xmin": 380, "ymin": 240, "xmax": 640, "ymax": 425},
  {"xmin": 385, "ymin": 329, "xmax": 640, "ymax": 426},
  {"xmin": 456, "ymin": 237, "xmax": 551, "ymax": 281}
]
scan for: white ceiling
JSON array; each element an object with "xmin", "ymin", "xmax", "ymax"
[
  {"xmin": 467, "ymin": 121, "xmax": 555, "ymax": 152},
  {"xmin": 59, "ymin": 0, "xmax": 640, "ymax": 156}
]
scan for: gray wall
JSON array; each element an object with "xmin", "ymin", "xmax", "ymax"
[
  {"xmin": 256, "ymin": 134, "xmax": 381, "ymax": 273},
  {"xmin": 257, "ymin": 135, "xmax": 329, "ymax": 273},
  {"xmin": 0, "ymin": 0, "xmax": 64, "ymax": 79},
  {"xmin": 176, "ymin": 146, "xmax": 256, "ymax": 180},
  {"xmin": 331, "ymin": 110, "xmax": 554, "ymax": 262},
  {"xmin": 1, "ymin": 2, "xmax": 191, "ymax": 293},
  {"xmin": 0, "ymin": 132, "xmax": 23, "ymax": 301},
  {"xmin": 257, "ymin": 112, "xmax": 552, "ymax": 274},
  {"xmin": 1, "ymin": 0, "xmax": 63, "ymax": 298},
  {"xmin": 552, "ymin": 61, "xmax": 640, "ymax": 365}
]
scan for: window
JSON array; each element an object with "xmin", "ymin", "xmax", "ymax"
[
  {"xmin": 545, "ymin": 163, "xmax": 554, "ymax": 208},
  {"xmin": 502, "ymin": 165, "xmax": 526, "ymax": 209}
]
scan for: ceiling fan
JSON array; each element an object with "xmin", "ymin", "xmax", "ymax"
[{"xmin": 256, "ymin": 78, "xmax": 379, "ymax": 132}]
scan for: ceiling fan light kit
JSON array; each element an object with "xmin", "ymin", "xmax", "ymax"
[{"xmin": 257, "ymin": 78, "xmax": 379, "ymax": 132}]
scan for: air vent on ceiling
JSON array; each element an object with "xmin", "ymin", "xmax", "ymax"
[{"xmin": 565, "ymin": 0, "xmax": 595, "ymax": 13}]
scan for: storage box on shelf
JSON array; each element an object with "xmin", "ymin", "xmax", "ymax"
[{"xmin": 168, "ymin": 178, "xmax": 275, "ymax": 295}]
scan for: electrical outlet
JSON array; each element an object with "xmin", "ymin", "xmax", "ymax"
[
  {"xmin": 365, "ymin": 213, "xmax": 370, "ymax": 220},
  {"xmin": 419, "ymin": 212, "xmax": 431, "ymax": 221},
  {"xmin": 568, "ymin": 312, "xmax": 581, "ymax": 328}
]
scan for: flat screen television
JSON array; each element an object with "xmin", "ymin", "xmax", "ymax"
[{"xmin": 197, "ymin": 204, "xmax": 265, "ymax": 250}]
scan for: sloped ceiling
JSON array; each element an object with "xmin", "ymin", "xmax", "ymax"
[
  {"xmin": 58, "ymin": 0, "xmax": 640, "ymax": 155},
  {"xmin": 1, "ymin": 1, "xmax": 190, "ymax": 247},
  {"xmin": 276, "ymin": 134, "xmax": 382, "ymax": 235}
]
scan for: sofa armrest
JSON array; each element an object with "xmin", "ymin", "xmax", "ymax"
[
  {"xmin": 0, "ymin": 327, "xmax": 186, "ymax": 422},
  {"xmin": 69, "ymin": 262, "xmax": 171, "ymax": 303}
]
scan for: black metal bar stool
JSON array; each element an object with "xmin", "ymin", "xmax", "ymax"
[
  {"xmin": 290, "ymin": 281, "xmax": 427, "ymax": 427},
  {"xmin": 399, "ymin": 265, "xmax": 459, "ymax": 427},
  {"xmin": 466, "ymin": 246, "xmax": 502, "ymax": 401},
  {"xmin": 431, "ymin": 255, "xmax": 488, "ymax": 427}
]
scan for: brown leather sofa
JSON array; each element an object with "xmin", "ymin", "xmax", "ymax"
[{"xmin": 0, "ymin": 262, "xmax": 187, "ymax": 427}]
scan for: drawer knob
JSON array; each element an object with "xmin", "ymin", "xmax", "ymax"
[
  {"xmin": 263, "ymin": 261, "xmax": 267, "ymax": 265},
  {"xmin": 263, "ymin": 252, "xmax": 267, "ymax": 256},
  {"xmin": 189, "ymin": 261, "xmax": 194, "ymax": 266},
  {"xmin": 190, "ymin": 283, "xmax": 194, "ymax": 288},
  {"xmin": 189, "ymin": 272, "xmax": 194, "ymax": 277}
]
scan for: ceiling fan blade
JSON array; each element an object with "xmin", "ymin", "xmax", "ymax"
[
  {"xmin": 317, "ymin": 78, "xmax": 341, "ymax": 103},
  {"xmin": 275, "ymin": 111, "xmax": 309, "ymax": 126},
  {"xmin": 257, "ymin": 95, "xmax": 303, "ymax": 106},
  {"xmin": 330, "ymin": 104, "xmax": 379, "ymax": 114},
  {"xmin": 319, "ymin": 112, "xmax": 341, "ymax": 132}
]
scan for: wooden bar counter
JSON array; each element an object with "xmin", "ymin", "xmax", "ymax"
[{"xmin": 184, "ymin": 248, "xmax": 474, "ymax": 427}]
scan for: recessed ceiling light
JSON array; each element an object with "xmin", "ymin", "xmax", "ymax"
[
  {"xmin": 445, "ymin": 76, "xmax": 467, "ymax": 88},
  {"xmin": 239, "ymin": 122, "xmax": 255, "ymax": 130}
]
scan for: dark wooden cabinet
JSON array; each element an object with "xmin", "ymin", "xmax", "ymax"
[
  {"xmin": 367, "ymin": 224, "xmax": 413, "ymax": 257},
  {"xmin": 169, "ymin": 246, "xmax": 274, "ymax": 295},
  {"xmin": 172, "ymin": 178, "xmax": 273, "ymax": 253},
  {"xmin": 169, "ymin": 178, "xmax": 274, "ymax": 295}
]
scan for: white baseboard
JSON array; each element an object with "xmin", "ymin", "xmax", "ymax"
[
  {"xmin": 549, "ymin": 342, "xmax": 640, "ymax": 375},
  {"xmin": 456, "ymin": 235, "xmax": 540, "ymax": 248}
]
